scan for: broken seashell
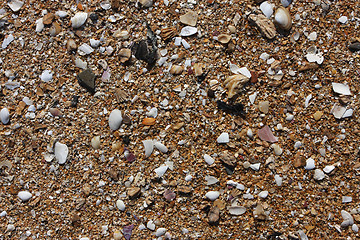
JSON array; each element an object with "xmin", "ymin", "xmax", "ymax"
[
  {"xmin": 71, "ymin": 12, "xmax": 88, "ymax": 28},
  {"xmin": 224, "ymin": 74, "xmax": 249, "ymax": 98},
  {"xmin": 248, "ymin": 14, "xmax": 276, "ymax": 39},
  {"xmin": 260, "ymin": 1, "xmax": 274, "ymax": 18},
  {"xmin": 160, "ymin": 27, "xmax": 177, "ymax": 41},
  {"xmin": 170, "ymin": 65, "xmax": 184, "ymax": 75},
  {"xmin": 142, "ymin": 117, "xmax": 156, "ymax": 126},
  {"xmin": 180, "ymin": 26, "xmax": 197, "ymax": 36},
  {"xmin": 193, "ymin": 63, "xmax": 203, "ymax": 77},
  {"xmin": 274, "ymin": 7, "xmax": 292, "ymax": 30},
  {"xmin": 143, "ymin": 140, "xmax": 154, "ymax": 157},
  {"xmin": 228, "ymin": 206, "xmax": 246, "ymax": 215},
  {"xmin": 217, "ymin": 34, "xmax": 231, "ymax": 44},
  {"xmin": 8, "ymin": 0, "xmax": 24, "ymax": 12},
  {"xmin": 332, "ymin": 83, "xmax": 352, "ymax": 96}
]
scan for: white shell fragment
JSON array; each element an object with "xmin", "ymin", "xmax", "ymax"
[
  {"xmin": 274, "ymin": 174, "xmax": 283, "ymax": 186},
  {"xmin": 305, "ymin": 158, "xmax": 315, "ymax": 170},
  {"xmin": 331, "ymin": 104, "xmax": 352, "ymax": 119},
  {"xmin": 204, "ymin": 154, "xmax": 215, "ymax": 165},
  {"xmin": 155, "ymin": 228, "xmax": 167, "ymax": 237},
  {"xmin": 342, "ymin": 196, "xmax": 352, "ymax": 203},
  {"xmin": 313, "ymin": 169, "xmax": 325, "ymax": 181},
  {"xmin": 229, "ymin": 64, "xmax": 252, "ymax": 78},
  {"xmin": 35, "ymin": 18, "xmax": 44, "ymax": 32},
  {"xmin": 2, "ymin": 34, "xmax": 14, "ymax": 49},
  {"xmin": 108, "ymin": 109, "xmax": 122, "ymax": 130},
  {"xmin": 91, "ymin": 136, "xmax": 101, "ymax": 149},
  {"xmin": 54, "ymin": 142, "xmax": 69, "ymax": 165},
  {"xmin": 55, "ymin": 10, "xmax": 68, "ymax": 18},
  {"xmin": 332, "ymin": 83, "xmax": 352, "ymax": 95},
  {"xmin": 78, "ymin": 43, "xmax": 94, "ymax": 55},
  {"xmin": 228, "ymin": 206, "xmax": 246, "ymax": 215},
  {"xmin": 260, "ymin": 1, "xmax": 274, "ymax": 18},
  {"xmin": 274, "ymin": 7, "xmax": 292, "ymax": 30},
  {"xmin": 180, "ymin": 26, "xmax": 198, "ymax": 36},
  {"xmin": 143, "ymin": 140, "xmax": 154, "ymax": 157},
  {"xmin": 341, "ymin": 210, "xmax": 354, "ymax": 227},
  {"xmin": 0, "ymin": 108, "xmax": 10, "ymax": 124},
  {"xmin": 154, "ymin": 142, "xmax": 168, "ymax": 153},
  {"xmin": 71, "ymin": 12, "xmax": 88, "ymax": 28},
  {"xmin": 205, "ymin": 191, "xmax": 220, "ymax": 201},
  {"xmin": 338, "ymin": 16, "xmax": 348, "ymax": 24},
  {"xmin": 40, "ymin": 70, "xmax": 53, "ymax": 82},
  {"xmin": 18, "ymin": 191, "xmax": 32, "ymax": 202},
  {"xmin": 147, "ymin": 220, "xmax": 156, "ymax": 230},
  {"xmin": 305, "ymin": 53, "xmax": 324, "ymax": 64},
  {"xmin": 116, "ymin": 199, "xmax": 125, "ymax": 211},
  {"xmin": 217, "ymin": 132, "xmax": 229, "ymax": 143},
  {"xmin": 258, "ymin": 191, "xmax": 269, "ymax": 198},
  {"xmin": 154, "ymin": 165, "xmax": 168, "ymax": 178},
  {"xmin": 8, "ymin": 0, "xmax": 24, "ymax": 12},
  {"xmin": 205, "ymin": 176, "xmax": 219, "ymax": 185},
  {"xmin": 323, "ymin": 165, "xmax": 335, "ymax": 174}
]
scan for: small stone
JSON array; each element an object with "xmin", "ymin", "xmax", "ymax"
[
  {"xmin": 54, "ymin": 142, "xmax": 69, "ymax": 165},
  {"xmin": 341, "ymin": 210, "xmax": 354, "ymax": 227},
  {"xmin": 154, "ymin": 142, "xmax": 168, "ymax": 153},
  {"xmin": 208, "ymin": 206, "xmax": 220, "ymax": 225},
  {"xmin": 293, "ymin": 152, "xmax": 306, "ymax": 168},
  {"xmin": 18, "ymin": 191, "xmax": 32, "ymax": 201},
  {"xmin": 177, "ymin": 185, "xmax": 193, "ymax": 194},
  {"xmin": 313, "ymin": 111, "xmax": 323, "ymax": 121},
  {"xmin": 75, "ymin": 58, "xmax": 88, "ymax": 69},
  {"xmin": 258, "ymin": 125, "xmax": 278, "ymax": 143},
  {"xmin": 40, "ymin": 70, "xmax": 53, "ymax": 82},
  {"xmin": 342, "ymin": 196, "xmax": 352, "ymax": 203},
  {"xmin": 204, "ymin": 154, "xmax": 215, "ymax": 165},
  {"xmin": 271, "ymin": 144, "xmax": 282, "ymax": 156},
  {"xmin": 113, "ymin": 230, "xmax": 122, "ymax": 240},
  {"xmin": 49, "ymin": 108, "xmax": 62, "ymax": 117},
  {"xmin": 250, "ymin": 163, "xmax": 261, "ymax": 171},
  {"xmin": 116, "ymin": 199, "xmax": 125, "ymax": 211},
  {"xmin": 323, "ymin": 165, "xmax": 335, "ymax": 174},
  {"xmin": 305, "ymin": 158, "xmax": 315, "ymax": 170},
  {"xmin": 313, "ymin": 169, "xmax": 325, "ymax": 181},
  {"xmin": 247, "ymin": 129, "xmax": 253, "ymax": 138},
  {"xmin": 108, "ymin": 109, "xmax": 122, "ymax": 130},
  {"xmin": 155, "ymin": 228, "xmax": 167, "ymax": 237},
  {"xmin": 71, "ymin": 12, "xmax": 88, "ymax": 28},
  {"xmin": 142, "ymin": 117, "xmax": 156, "ymax": 126},
  {"xmin": 248, "ymin": 14, "xmax": 276, "ymax": 39},
  {"xmin": 179, "ymin": 10, "xmax": 198, "ymax": 26},
  {"xmin": 91, "ymin": 136, "xmax": 100, "ymax": 149},
  {"xmin": 228, "ymin": 206, "xmax": 246, "ymax": 215},
  {"xmin": 258, "ymin": 191, "xmax": 269, "ymax": 198},
  {"xmin": 260, "ymin": 1, "xmax": 274, "ymax": 18},
  {"xmin": 67, "ymin": 39, "xmax": 77, "ymax": 52},
  {"xmin": 0, "ymin": 108, "xmax": 10, "ymax": 124},
  {"xmin": 348, "ymin": 42, "xmax": 360, "ymax": 52},
  {"xmin": 70, "ymin": 212, "xmax": 81, "ymax": 226},
  {"xmin": 147, "ymin": 220, "xmax": 156, "ymax": 231},
  {"xmin": 170, "ymin": 65, "xmax": 184, "ymax": 75},
  {"xmin": 338, "ymin": 16, "xmax": 348, "ymax": 24},
  {"xmin": 217, "ymin": 132, "xmax": 229, "ymax": 143},
  {"xmin": 352, "ymin": 224, "xmax": 359, "ymax": 232},
  {"xmin": 164, "ymin": 189, "xmax": 176, "ymax": 201},
  {"xmin": 274, "ymin": 174, "xmax": 283, "ymax": 186},
  {"xmin": 205, "ymin": 191, "xmax": 220, "ymax": 201},
  {"xmin": 77, "ymin": 69, "xmax": 96, "ymax": 93},
  {"xmin": 127, "ymin": 187, "xmax": 141, "ymax": 199},
  {"xmin": 118, "ymin": 49, "xmax": 132, "ymax": 63}
]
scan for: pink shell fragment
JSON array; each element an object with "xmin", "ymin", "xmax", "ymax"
[
  {"xmin": 258, "ymin": 125, "xmax": 278, "ymax": 143},
  {"xmin": 164, "ymin": 189, "xmax": 176, "ymax": 201}
]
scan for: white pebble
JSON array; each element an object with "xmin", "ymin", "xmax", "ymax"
[
  {"xmin": 7, "ymin": 224, "xmax": 15, "ymax": 231},
  {"xmin": 40, "ymin": 70, "xmax": 53, "ymax": 82},
  {"xmin": 181, "ymin": 39, "xmax": 190, "ymax": 49},
  {"xmin": 174, "ymin": 37, "xmax": 182, "ymax": 46},
  {"xmin": 258, "ymin": 191, "xmax": 269, "ymax": 198},
  {"xmin": 217, "ymin": 132, "xmax": 229, "ymax": 143},
  {"xmin": 250, "ymin": 163, "xmax": 261, "ymax": 171},
  {"xmin": 143, "ymin": 140, "xmax": 154, "ymax": 157},
  {"xmin": 274, "ymin": 174, "xmax": 283, "ymax": 186},
  {"xmin": 71, "ymin": 12, "xmax": 88, "ymax": 28},
  {"xmin": 285, "ymin": 113, "xmax": 294, "ymax": 121},
  {"xmin": 260, "ymin": 1, "xmax": 274, "ymax": 18},
  {"xmin": 205, "ymin": 191, "xmax": 220, "ymax": 201},
  {"xmin": 18, "ymin": 191, "xmax": 32, "ymax": 201},
  {"xmin": 147, "ymin": 220, "xmax": 156, "ymax": 231},
  {"xmin": 338, "ymin": 16, "xmax": 348, "ymax": 24},
  {"xmin": 154, "ymin": 141, "xmax": 168, "ymax": 153},
  {"xmin": 108, "ymin": 109, "xmax": 122, "ymax": 130},
  {"xmin": 54, "ymin": 142, "xmax": 69, "ymax": 165},
  {"xmin": 271, "ymin": 144, "xmax": 283, "ymax": 156},
  {"xmin": 0, "ymin": 108, "xmax": 10, "ymax": 124},
  {"xmin": 91, "ymin": 136, "xmax": 100, "ymax": 149},
  {"xmin": 305, "ymin": 158, "xmax": 315, "ymax": 170},
  {"xmin": 116, "ymin": 199, "xmax": 125, "ymax": 211},
  {"xmin": 0, "ymin": 211, "xmax": 7, "ymax": 217},
  {"xmin": 313, "ymin": 169, "xmax": 325, "ymax": 181},
  {"xmin": 155, "ymin": 228, "xmax": 166, "ymax": 237},
  {"xmin": 342, "ymin": 196, "xmax": 352, "ymax": 203},
  {"xmin": 90, "ymin": 39, "xmax": 101, "ymax": 48},
  {"xmin": 203, "ymin": 154, "xmax": 215, "ymax": 165},
  {"xmin": 323, "ymin": 165, "xmax": 335, "ymax": 174},
  {"xmin": 352, "ymin": 224, "xmax": 359, "ymax": 233},
  {"xmin": 247, "ymin": 129, "xmax": 253, "ymax": 138}
]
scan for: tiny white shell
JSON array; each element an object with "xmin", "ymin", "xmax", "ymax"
[
  {"xmin": 154, "ymin": 142, "xmax": 168, "ymax": 153},
  {"xmin": 205, "ymin": 191, "xmax": 220, "ymax": 201},
  {"xmin": 228, "ymin": 206, "xmax": 246, "ymax": 215},
  {"xmin": 274, "ymin": 7, "xmax": 292, "ymax": 30},
  {"xmin": 0, "ymin": 108, "xmax": 10, "ymax": 124},
  {"xmin": 217, "ymin": 132, "xmax": 229, "ymax": 143},
  {"xmin": 143, "ymin": 140, "xmax": 154, "ymax": 157},
  {"xmin": 108, "ymin": 109, "xmax": 122, "ymax": 130},
  {"xmin": 180, "ymin": 26, "xmax": 198, "ymax": 36},
  {"xmin": 154, "ymin": 165, "xmax": 168, "ymax": 177},
  {"xmin": 71, "ymin": 12, "xmax": 88, "ymax": 28}
]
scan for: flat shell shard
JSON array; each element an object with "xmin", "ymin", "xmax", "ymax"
[
  {"xmin": 77, "ymin": 69, "xmax": 96, "ymax": 94},
  {"xmin": 179, "ymin": 10, "xmax": 198, "ymax": 26},
  {"xmin": 154, "ymin": 142, "xmax": 168, "ymax": 153},
  {"xmin": 331, "ymin": 104, "xmax": 346, "ymax": 119},
  {"xmin": 143, "ymin": 140, "xmax": 154, "ymax": 157},
  {"xmin": 229, "ymin": 64, "xmax": 252, "ymax": 78},
  {"xmin": 258, "ymin": 125, "xmax": 278, "ymax": 143},
  {"xmin": 224, "ymin": 74, "xmax": 249, "ymax": 98},
  {"xmin": 71, "ymin": 12, "xmax": 88, "ymax": 28},
  {"xmin": 8, "ymin": 0, "xmax": 24, "ymax": 12},
  {"xmin": 332, "ymin": 83, "xmax": 352, "ymax": 95},
  {"xmin": 160, "ymin": 27, "xmax": 177, "ymax": 41},
  {"xmin": 155, "ymin": 165, "xmax": 168, "ymax": 177},
  {"xmin": 217, "ymin": 132, "xmax": 229, "ymax": 143},
  {"xmin": 228, "ymin": 206, "xmax": 246, "ymax": 215},
  {"xmin": 180, "ymin": 26, "xmax": 198, "ymax": 36},
  {"xmin": 123, "ymin": 224, "xmax": 134, "ymax": 240},
  {"xmin": 124, "ymin": 148, "xmax": 136, "ymax": 163},
  {"xmin": 55, "ymin": 142, "xmax": 69, "ymax": 165},
  {"xmin": 248, "ymin": 14, "xmax": 276, "ymax": 39}
]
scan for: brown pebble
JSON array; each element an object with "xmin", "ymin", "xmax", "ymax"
[
  {"xmin": 128, "ymin": 187, "xmax": 141, "ymax": 199},
  {"xmin": 142, "ymin": 117, "xmax": 156, "ymax": 126},
  {"xmin": 43, "ymin": 13, "xmax": 55, "ymax": 25},
  {"xmin": 49, "ymin": 108, "xmax": 62, "ymax": 117},
  {"xmin": 208, "ymin": 206, "xmax": 220, "ymax": 225},
  {"xmin": 70, "ymin": 212, "xmax": 81, "ymax": 226},
  {"xmin": 293, "ymin": 152, "xmax": 306, "ymax": 168}
]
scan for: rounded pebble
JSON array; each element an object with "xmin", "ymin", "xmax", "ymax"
[{"xmin": 18, "ymin": 191, "xmax": 32, "ymax": 201}]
